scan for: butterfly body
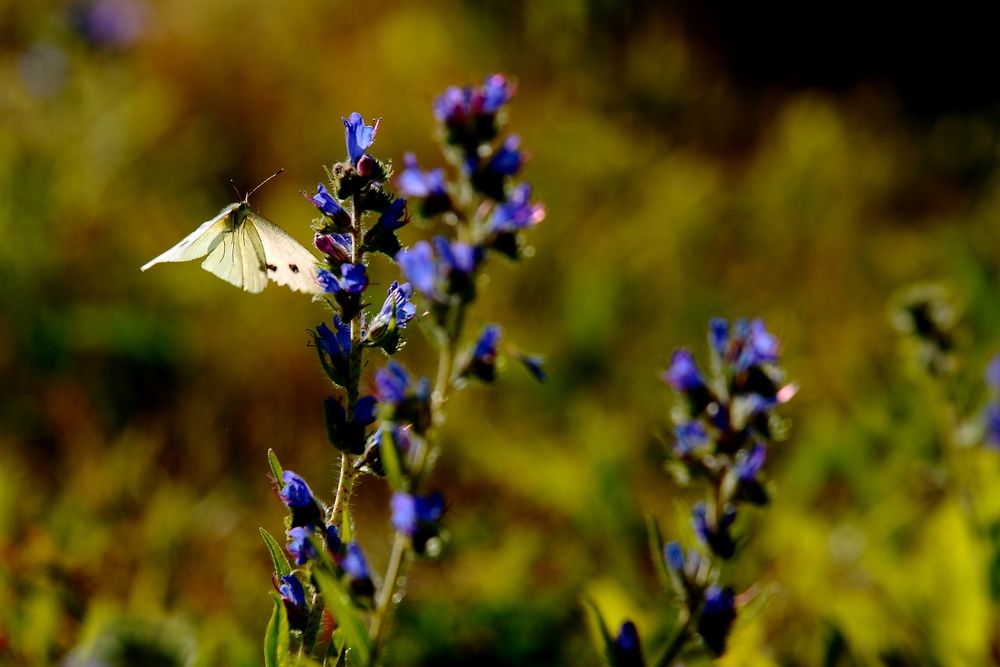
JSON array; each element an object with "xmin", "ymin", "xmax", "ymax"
[{"xmin": 141, "ymin": 200, "xmax": 322, "ymax": 295}]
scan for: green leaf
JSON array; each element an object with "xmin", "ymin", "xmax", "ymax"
[
  {"xmin": 646, "ymin": 516, "xmax": 672, "ymax": 594},
  {"xmin": 268, "ymin": 448, "xmax": 284, "ymax": 483},
  {"xmin": 264, "ymin": 592, "xmax": 291, "ymax": 667},
  {"xmin": 260, "ymin": 527, "xmax": 292, "ymax": 578},
  {"xmin": 582, "ymin": 597, "xmax": 617, "ymax": 667},
  {"xmin": 312, "ymin": 567, "xmax": 371, "ymax": 667},
  {"xmin": 379, "ymin": 428, "xmax": 406, "ymax": 492}
]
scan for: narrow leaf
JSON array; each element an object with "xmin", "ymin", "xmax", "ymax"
[
  {"xmin": 268, "ymin": 448, "xmax": 284, "ymax": 483},
  {"xmin": 646, "ymin": 516, "xmax": 672, "ymax": 593},
  {"xmin": 260, "ymin": 527, "xmax": 292, "ymax": 578},
  {"xmin": 264, "ymin": 592, "xmax": 291, "ymax": 667},
  {"xmin": 312, "ymin": 567, "xmax": 371, "ymax": 667},
  {"xmin": 379, "ymin": 429, "xmax": 406, "ymax": 492},
  {"xmin": 582, "ymin": 597, "xmax": 616, "ymax": 667}
]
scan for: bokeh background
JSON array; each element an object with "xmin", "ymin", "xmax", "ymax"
[{"xmin": 4, "ymin": 1, "xmax": 1000, "ymax": 664}]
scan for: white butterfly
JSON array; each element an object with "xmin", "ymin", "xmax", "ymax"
[{"xmin": 141, "ymin": 175, "xmax": 322, "ymax": 295}]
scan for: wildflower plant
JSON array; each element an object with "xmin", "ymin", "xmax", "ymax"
[
  {"xmin": 260, "ymin": 76, "xmax": 546, "ymax": 666},
  {"xmin": 589, "ymin": 319, "xmax": 795, "ymax": 665}
]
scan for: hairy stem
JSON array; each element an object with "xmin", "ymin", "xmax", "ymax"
[
  {"xmin": 655, "ymin": 611, "xmax": 691, "ymax": 667},
  {"xmin": 331, "ymin": 194, "xmax": 365, "ymax": 529}
]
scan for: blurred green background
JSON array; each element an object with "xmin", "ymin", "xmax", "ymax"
[{"xmin": 4, "ymin": 1, "xmax": 1000, "ymax": 664}]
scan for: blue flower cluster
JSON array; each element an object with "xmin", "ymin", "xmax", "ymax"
[{"xmin": 596, "ymin": 319, "xmax": 793, "ymax": 664}]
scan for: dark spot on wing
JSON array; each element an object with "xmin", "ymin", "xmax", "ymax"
[
  {"xmin": 289, "ymin": 264, "xmax": 299, "ymax": 273},
  {"xmin": 267, "ymin": 263, "xmax": 278, "ymax": 272}
]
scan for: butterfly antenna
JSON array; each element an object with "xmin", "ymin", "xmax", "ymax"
[
  {"xmin": 246, "ymin": 168, "xmax": 284, "ymax": 202},
  {"xmin": 229, "ymin": 178, "xmax": 241, "ymax": 199}
]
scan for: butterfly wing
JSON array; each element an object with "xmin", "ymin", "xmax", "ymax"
[
  {"xmin": 247, "ymin": 212, "xmax": 322, "ymax": 295},
  {"xmin": 140, "ymin": 204, "xmax": 238, "ymax": 271},
  {"xmin": 198, "ymin": 214, "xmax": 269, "ymax": 293}
]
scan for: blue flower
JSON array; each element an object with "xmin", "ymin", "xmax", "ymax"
[
  {"xmin": 374, "ymin": 362, "xmax": 432, "ymax": 433},
  {"xmin": 314, "ymin": 232, "xmax": 352, "ymax": 264},
  {"xmin": 391, "ymin": 491, "xmax": 445, "ymax": 536},
  {"xmin": 485, "ymin": 135, "xmax": 523, "ymax": 176},
  {"xmin": 306, "ymin": 184, "xmax": 351, "ymax": 228},
  {"xmin": 709, "ymin": 318, "xmax": 729, "ymax": 357},
  {"xmin": 378, "ymin": 281, "xmax": 416, "ymax": 329},
  {"xmin": 476, "ymin": 73, "xmax": 514, "ymax": 114},
  {"xmin": 697, "ymin": 585, "xmax": 737, "ymax": 656},
  {"xmin": 674, "ymin": 421, "xmax": 710, "ymax": 456},
  {"xmin": 341, "ymin": 542, "xmax": 369, "ymax": 581},
  {"xmin": 433, "ymin": 236, "xmax": 481, "ymax": 277},
  {"xmin": 343, "ymin": 112, "xmax": 379, "ymax": 165},
  {"xmin": 325, "ymin": 524, "xmax": 342, "ymax": 554},
  {"xmin": 663, "ymin": 541, "xmax": 686, "ymax": 572},
  {"xmin": 287, "ymin": 526, "xmax": 317, "ymax": 565},
  {"xmin": 986, "ymin": 404, "xmax": 1000, "ymax": 448},
  {"xmin": 734, "ymin": 443, "xmax": 767, "ymax": 482},
  {"xmin": 378, "ymin": 198, "xmax": 409, "ymax": 231},
  {"xmin": 316, "ymin": 316, "xmax": 351, "ymax": 361},
  {"xmin": 278, "ymin": 574, "xmax": 306, "ymax": 609},
  {"xmin": 693, "ymin": 502, "xmax": 737, "ymax": 559},
  {"xmin": 462, "ymin": 324, "xmax": 502, "ymax": 382},
  {"xmin": 733, "ymin": 318, "xmax": 779, "ymax": 371},
  {"xmin": 280, "ymin": 471, "xmax": 315, "ymax": 508},
  {"xmin": 516, "ymin": 353, "xmax": 547, "ymax": 382},
  {"xmin": 488, "ymin": 184, "xmax": 546, "ymax": 234},
  {"xmin": 318, "ymin": 263, "xmax": 368, "ymax": 295},
  {"xmin": 663, "ymin": 349, "xmax": 704, "ymax": 392},
  {"xmin": 613, "ymin": 621, "xmax": 644, "ymax": 667},
  {"xmin": 397, "ymin": 153, "xmax": 448, "ymax": 199},
  {"xmin": 397, "ymin": 241, "xmax": 436, "ymax": 297},
  {"xmin": 987, "ymin": 352, "xmax": 1000, "ymax": 389},
  {"xmin": 324, "ymin": 395, "xmax": 377, "ymax": 455}
]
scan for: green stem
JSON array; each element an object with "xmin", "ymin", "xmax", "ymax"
[
  {"xmin": 655, "ymin": 612, "xmax": 691, "ymax": 667},
  {"xmin": 369, "ymin": 319, "xmax": 461, "ymax": 661},
  {"xmin": 331, "ymin": 194, "xmax": 365, "ymax": 529}
]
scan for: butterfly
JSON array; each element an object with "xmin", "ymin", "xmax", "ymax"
[{"xmin": 140, "ymin": 171, "xmax": 322, "ymax": 295}]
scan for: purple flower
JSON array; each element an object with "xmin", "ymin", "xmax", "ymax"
[
  {"xmin": 343, "ymin": 112, "xmax": 379, "ymax": 165},
  {"xmin": 74, "ymin": 0, "xmax": 147, "ymax": 49},
  {"xmin": 697, "ymin": 585, "xmax": 737, "ymax": 656},
  {"xmin": 613, "ymin": 621, "xmax": 644, "ymax": 667},
  {"xmin": 434, "ymin": 236, "xmax": 480, "ymax": 276},
  {"xmin": 278, "ymin": 574, "xmax": 306, "ymax": 609},
  {"xmin": 662, "ymin": 349, "xmax": 704, "ymax": 392},
  {"xmin": 280, "ymin": 471, "xmax": 315, "ymax": 508},
  {"xmin": 397, "ymin": 238, "xmax": 482, "ymax": 304},
  {"xmin": 287, "ymin": 526, "xmax": 317, "ymax": 565},
  {"xmin": 379, "ymin": 281, "xmax": 416, "ymax": 328},
  {"xmin": 674, "ymin": 421, "xmax": 709, "ymax": 456},
  {"xmin": 375, "ymin": 362, "xmax": 413, "ymax": 405},
  {"xmin": 732, "ymin": 318, "xmax": 779, "ymax": 371},
  {"xmin": 390, "ymin": 492, "xmax": 445, "ymax": 536},
  {"xmin": 433, "ymin": 85, "xmax": 470, "ymax": 124},
  {"xmin": 488, "ymin": 183, "xmax": 546, "ymax": 234},
  {"xmin": 318, "ymin": 263, "xmax": 368, "ymax": 295},
  {"xmin": 693, "ymin": 502, "xmax": 737, "ymax": 559},
  {"xmin": 314, "ymin": 232, "xmax": 352, "ymax": 265}
]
